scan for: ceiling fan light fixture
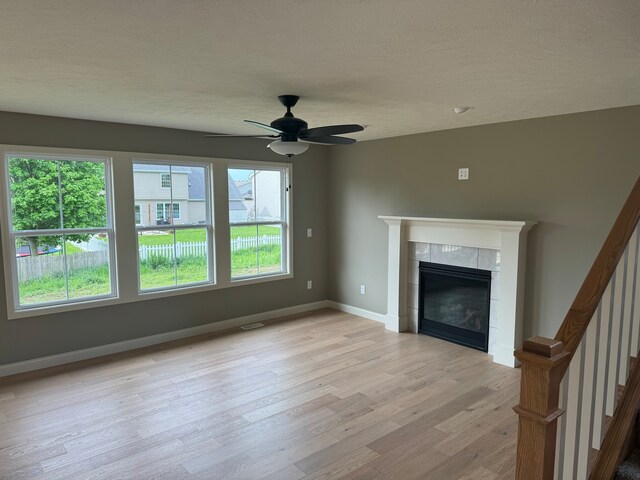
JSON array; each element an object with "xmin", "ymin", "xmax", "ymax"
[{"xmin": 267, "ymin": 139, "xmax": 309, "ymax": 157}]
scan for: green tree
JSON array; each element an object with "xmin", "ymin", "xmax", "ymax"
[{"xmin": 9, "ymin": 158, "xmax": 106, "ymax": 254}]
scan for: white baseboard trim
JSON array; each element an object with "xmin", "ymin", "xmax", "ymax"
[
  {"xmin": 492, "ymin": 343, "xmax": 518, "ymax": 368},
  {"xmin": 0, "ymin": 300, "xmax": 330, "ymax": 378},
  {"xmin": 326, "ymin": 301, "xmax": 387, "ymax": 325}
]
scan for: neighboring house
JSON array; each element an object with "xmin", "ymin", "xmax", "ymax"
[
  {"xmin": 133, "ymin": 164, "xmax": 246, "ymax": 226},
  {"xmin": 187, "ymin": 168, "xmax": 206, "ymax": 224},
  {"xmin": 133, "ymin": 164, "xmax": 192, "ymax": 226},
  {"xmin": 235, "ymin": 179, "xmax": 252, "ymax": 199},
  {"xmin": 229, "ymin": 176, "xmax": 248, "ymax": 222},
  {"xmin": 237, "ymin": 170, "xmax": 282, "ymax": 222}
]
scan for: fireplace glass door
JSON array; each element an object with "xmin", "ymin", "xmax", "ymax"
[{"xmin": 418, "ymin": 262, "xmax": 491, "ymax": 352}]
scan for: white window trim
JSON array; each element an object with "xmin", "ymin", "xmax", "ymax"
[
  {"xmin": 228, "ymin": 162, "xmax": 292, "ymax": 282},
  {"xmin": 0, "ymin": 150, "xmax": 118, "ymax": 316},
  {"xmin": 0, "ymin": 146, "xmax": 293, "ymax": 320},
  {"xmin": 134, "ymin": 159, "xmax": 213, "ymax": 293}
]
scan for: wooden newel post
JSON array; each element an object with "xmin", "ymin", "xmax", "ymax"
[{"xmin": 513, "ymin": 336, "xmax": 571, "ymax": 480}]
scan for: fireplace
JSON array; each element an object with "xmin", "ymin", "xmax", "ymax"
[
  {"xmin": 419, "ymin": 261, "xmax": 491, "ymax": 352},
  {"xmin": 379, "ymin": 216, "xmax": 535, "ymax": 367}
]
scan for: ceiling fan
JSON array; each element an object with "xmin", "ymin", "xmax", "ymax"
[{"xmin": 205, "ymin": 95, "xmax": 364, "ymax": 157}]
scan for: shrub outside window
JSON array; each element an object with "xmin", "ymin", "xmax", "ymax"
[
  {"xmin": 3, "ymin": 154, "xmax": 116, "ymax": 310},
  {"xmin": 133, "ymin": 162, "xmax": 213, "ymax": 291},
  {"xmin": 228, "ymin": 166, "xmax": 290, "ymax": 280}
]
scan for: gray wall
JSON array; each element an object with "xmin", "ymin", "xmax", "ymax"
[
  {"xmin": 2, "ymin": 105, "xmax": 639, "ymax": 366},
  {"xmin": 327, "ymin": 106, "xmax": 640, "ymax": 339},
  {"xmin": 0, "ymin": 112, "xmax": 329, "ymax": 365}
]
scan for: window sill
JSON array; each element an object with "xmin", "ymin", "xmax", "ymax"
[
  {"xmin": 9, "ymin": 294, "xmax": 120, "ymax": 320},
  {"xmin": 229, "ymin": 271, "xmax": 293, "ymax": 287}
]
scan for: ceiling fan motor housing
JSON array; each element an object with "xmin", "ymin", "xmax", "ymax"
[{"xmin": 270, "ymin": 115, "xmax": 308, "ymax": 142}]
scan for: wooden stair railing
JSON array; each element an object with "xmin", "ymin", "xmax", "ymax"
[
  {"xmin": 590, "ymin": 356, "xmax": 640, "ymax": 478},
  {"xmin": 514, "ymin": 175, "xmax": 640, "ymax": 480}
]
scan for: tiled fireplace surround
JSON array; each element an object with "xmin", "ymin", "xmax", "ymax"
[
  {"xmin": 379, "ymin": 216, "xmax": 536, "ymax": 367},
  {"xmin": 407, "ymin": 242, "xmax": 501, "ymax": 354}
]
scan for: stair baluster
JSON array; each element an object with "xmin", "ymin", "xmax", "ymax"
[{"xmin": 514, "ymin": 176, "xmax": 640, "ymax": 480}]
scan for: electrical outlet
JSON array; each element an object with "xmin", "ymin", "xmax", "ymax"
[
  {"xmin": 360, "ymin": 285, "xmax": 366, "ymax": 295},
  {"xmin": 458, "ymin": 168, "xmax": 469, "ymax": 180},
  {"xmin": 307, "ymin": 280, "xmax": 312, "ymax": 290},
  {"xmin": 307, "ymin": 228, "xmax": 312, "ymax": 238}
]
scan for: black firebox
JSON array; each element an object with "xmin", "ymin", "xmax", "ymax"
[{"xmin": 418, "ymin": 262, "xmax": 491, "ymax": 352}]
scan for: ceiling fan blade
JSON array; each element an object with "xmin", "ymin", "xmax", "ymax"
[
  {"xmin": 299, "ymin": 124, "xmax": 364, "ymax": 138},
  {"xmin": 302, "ymin": 135, "xmax": 356, "ymax": 145},
  {"xmin": 244, "ymin": 120, "xmax": 283, "ymax": 134},
  {"xmin": 204, "ymin": 134, "xmax": 280, "ymax": 138}
]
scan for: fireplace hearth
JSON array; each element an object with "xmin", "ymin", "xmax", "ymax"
[{"xmin": 419, "ymin": 261, "xmax": 491, "ymax": 352}]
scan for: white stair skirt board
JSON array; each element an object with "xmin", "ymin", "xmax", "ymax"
[{"xmin": 0, "ymin": 301, "xmax": 329, "ymax": 378}]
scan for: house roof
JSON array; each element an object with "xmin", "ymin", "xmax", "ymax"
[
  {"xmin": 228, "ymin": 175, "xmax": 247, "ymax": 212},
  {"xmin": 188, "ymin": 169, "xmax": 206, "ymax": 201}
]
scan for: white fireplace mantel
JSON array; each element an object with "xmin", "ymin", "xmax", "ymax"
[{"xmin": 379, "ymin": 216, "xmax": 536, "ymax": 367}]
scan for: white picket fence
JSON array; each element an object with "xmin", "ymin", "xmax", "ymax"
[
  {"xmin": 231, "ymin": 235, "xmax": 281, "ymax": 251},
  {"xmin": 139, "ymin": 235, "xmax": 280, "ymax": 261},
  {"xmin": 139, "ymin": 242, "xmax": 206, "ymax": 260},
  {"xmin": 16, "ymin": 235, "xmax": 282, "ymax": 280}
]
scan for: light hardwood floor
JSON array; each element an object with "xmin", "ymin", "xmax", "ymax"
[{"xmin": 0, "ymin": 309, "xmax": 521, "ymax": 479}]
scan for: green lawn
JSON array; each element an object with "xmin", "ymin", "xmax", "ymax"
[
  {"xmin": 19, "ymin": 243, "xmax": 282, "ymax": 304},
  {"xmin": 139, "ymin": 255, "xmax": 209, "ymax": 290},
  {"xmin": 19, "ymin": 264, "xmax": 112, "ymax": 305},
  {"xmin": 231, "ymin": 244, "xmax": 282, "ymax": 278},
  {"xmin": 137, "ymin": 226, "xmax": 280, "ymax": 246},
  {"xmin": 18, "ymin": 228, "xmax": 283, "ymax": 303},
  {"xmin": 65, "ymin": 242, "xmax": 83, "ymax": 254}
]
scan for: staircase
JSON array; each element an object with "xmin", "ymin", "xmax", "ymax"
[
  {"xmin": 616, "ymin": 411, "xmax": 640, "ymax": 479},
  {"xmin": 513, "ymin": 175, "xmax": 640, "ymax": 480}
]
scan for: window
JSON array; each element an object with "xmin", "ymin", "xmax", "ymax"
[
  {"xmin": 134, "ymin": 162, "xmax": 212, "ymax": 291},
  {"xmin": 228, "ymin": 165, "xmax": 290, "ymax": 280},
  {"xmin": 1, "ymin": 147, "xmax": 293, "ymax": 318},
  {"xmin": 3, "ymin": 154, "xmax": 115, "ymax": 310},
  {"xmin": 156, "ymin": 202, "xmax": 180, "ymax": 222},
  {"xmin": 161, "ymin": 172, "xmax": 171, "ymax": 188}
]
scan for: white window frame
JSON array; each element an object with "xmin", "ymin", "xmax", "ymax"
[
  {"xmin": 0, "ymin": 150, "xmax": 117, "ymax": 316},
  {"xmin": 228, "ymin": 162, "xmax": 292, "ymax": 282},
  {"xmin": 0, "ymin": 146, "xmax": 294, "ymax": 320},
  {"xmin": 134, "ymin": 205, "xmax": 141, "ymax": 225},
  {"xmin": 160, "ymin": 172, "xmax": 171, "ymax": 188},
  {"xmin": 155, "ymin": 202, "xmax": 180, "ymax": 221},
  {"xmin": 134, "ymin": 160, "xmax": 214, "ymax": 293}
]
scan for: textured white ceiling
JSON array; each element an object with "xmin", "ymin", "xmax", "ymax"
[{"xmin": 1, "ymin": 0, "xmax": 639, "ymax": 141}]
